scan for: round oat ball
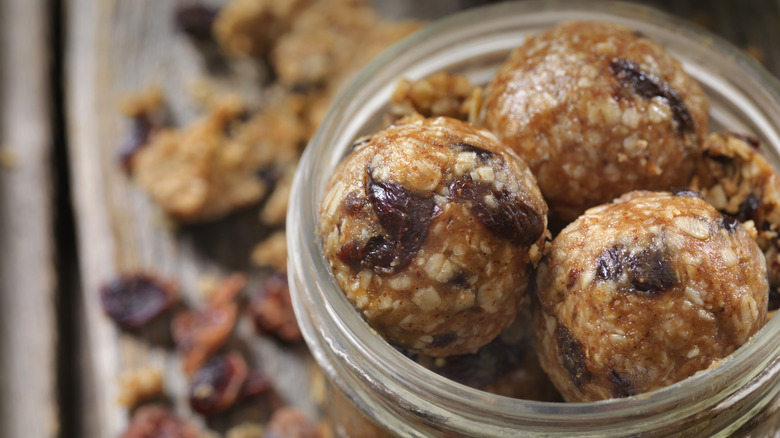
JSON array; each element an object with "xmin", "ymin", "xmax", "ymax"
[
  {"xmin": 483, "ymin": 21, "xmax": 709, "ymax": 222},
  {"xmin": 534, "ymin": 191, "xmax": 768, "ymax": 402},
  {"xmin": 319, "ymin": 116, "xmax": 548, "ymax": 356}
]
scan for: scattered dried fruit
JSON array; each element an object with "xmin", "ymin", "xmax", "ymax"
[
  {"xmin": 250, "ymin": 274, "xmax": 302, "ymax": 342},
  {"xmin": 189, "ymin": 352, "xmax": 248, "ymax": 416},
  {"xmin": 100, "ymin": 273, "xmax": 178, "ymax": 329},
  {"xmin": 121, "ymin": 405, "xmax": 200, "ymax": 438}
]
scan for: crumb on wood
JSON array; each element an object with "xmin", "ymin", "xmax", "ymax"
[
  {"xmin": 116, "ymin": 366, "xmax": 164, "ymax": 408},
  {"xmin": 118, "ymin": 85, "xmax": 165, "ymax": 118},
  {"xmin": 251, "ymin": 231, "xmax": 288, "ymax": 272},
  {"xmin": 260, "ymin": 165, "xmax": 295, "ymax": 226}
]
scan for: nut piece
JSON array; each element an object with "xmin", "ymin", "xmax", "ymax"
[
  {"xmin": 117, "ymin": 367, "xmax": 164, "ymax": 408},
  {"xmin": 483, "ymin": 21, "xmax": 709, "ymax": 222},
  {"xmin": 319, "ymin": 116, "xmax": 548, "ymax": 356},
  {"xmin": 535, "ymin": 191, "xmax": 767, "ymax": 401}
]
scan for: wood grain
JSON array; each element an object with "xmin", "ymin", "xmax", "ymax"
[
  {"xmin": 0, "ymin": 1, "xmax": 58, "ymax": 437},
  {"xmin": 65, "ymin": 1, "xmax": 314, "ymax": 437}
]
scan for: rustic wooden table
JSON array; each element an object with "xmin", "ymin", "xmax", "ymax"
[{"xmin": 2, "ymin": 1, "xmax": 780, "ymax": 437}]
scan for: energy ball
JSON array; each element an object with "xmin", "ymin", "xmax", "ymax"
[
  {"xmin": 534, "ymin": 191, "xmax": 768, "ymax": 402},
  {"xmin": 690, "ymin": 131, "xmax": 780, "ymax": 310},
  {"xmin": 319, "ymin": 116, "xmax": 548, "ymax": 356},
  {"xmin": 483, "ymin": 21, "xmax": 709, "ymax": 222}
]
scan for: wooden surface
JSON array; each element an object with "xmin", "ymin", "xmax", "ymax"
[
  {"xmin": 0, "ymin": 1, "xmax": 774, "ymax": 438},
  {"xmin": 65, "ymin": 0, "xmax": 316, "ymax": 437},
  {"xmin": 0, "ymin": 0, "xmax": 58, "ymax": 437}
]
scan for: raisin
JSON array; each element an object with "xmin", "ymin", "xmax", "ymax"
[
  {"xmin": 174, "ymin": 4, "xmax": 218, "ymax": 41},
  {"xmin": 364, "ymin": 179, "xmax": 436, "ymax": 273},
  {"xmin": 595, "ymin": 245, "xmax": 625, "ymax": 282},
  {"xmin": 452, "ymin": 142, "xmax": 495, "ymax": 162},
  {"xmin": 341, "ymin": 191, "xmax": 366, "ymax": 216},
  {"xmin": 721, "ymin": 215, "xmax": 741, "ymax": 233},
  {"xmin": 608, "ymin": 370, "xmax": 635, "ymax": 398},
  {"xmin": 361, "ymin": 235, "xmax": 397, "ymax": 270},
  {"xmin": 189, "ymin": 352, "xmax": 248, "ymax": 416},
  {"xmin": 596, "ymin": 245, "xmax": 677, "ymax": 295},
  {"xmin": 266, "ymin": 408, "xmax": 321, "ymax": 438},
  {"xmin": 671, "ymin": 187, "xmax": 703, "ymax": 198},
  {"xmin": 736, "ymin": 193, "xmax": 761, "ymax": 223},
  {"xmin": 121, "ymin": 405, "xmax": 200, "ymax": 438},
  {"xmin": 610, "ymin": 58, "xmax": 695, "ymax": 134},
  {"xmin": 100, "ymin": 273, "xmax": 178, "ymax": 329},
  {"xmin": 172, "ymin": 303, "xmax": 237, "ymax": 374},
  {"xmin": 448, "ymin": 177, "xmax": 543, "ymax": 247},
  {"xmin": 337, "ymin": 241, "xmax": 364, "ymax": 270},
  {"xmin": 626, "ymin": 248, "xmax": 677, "ymax": 294},
  {"xmin": 249, "ymin": 274, "xmax": 302, "ymax": 343},
  {"xmin": 119, "ymin": 115, "xmax": 155, "ymax": 174},
  {"xmin": 556, "ymin": 325, "xmax": 590, "ymax": 388}
]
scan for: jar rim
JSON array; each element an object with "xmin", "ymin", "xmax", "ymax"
[{"xmin": 288, "ymin": 0, "xmax": 780, "ymax": 433}]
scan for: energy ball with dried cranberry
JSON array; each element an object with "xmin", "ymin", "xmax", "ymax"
[
  {"xmin": 483, "ymin": 21, "xmax": 709, "ymax": 222},
  {"xmin": 319, "ymin": 116, "xmax": 548, "ymax": 356},
  {"xmin": 534, "ymin": 191, "xmax": 768, "ymax": 402}
]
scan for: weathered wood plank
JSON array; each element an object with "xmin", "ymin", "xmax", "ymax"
[{"xmin": 0, "ymin": 1, "xmax": 58, "ymax": 437}]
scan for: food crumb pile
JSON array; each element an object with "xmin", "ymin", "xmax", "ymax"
[{"xmin": 318, "ymin": 19, "xmax": 775, "ymax": 403}]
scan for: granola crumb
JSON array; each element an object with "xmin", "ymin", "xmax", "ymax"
[
  {"xmin": 116, "ymin": 367, "xmax": 164, "ymax": 408},
  {"xmin": 251, "ymin": 231, "xmax": 288, "ymax": 273},
  {"xmin": 260, "ymin": 165, "xmax": 295, "ymax": 226},
  {"xmin": 118, "ymin": 85, "xmax": 165, "ymax": 118}
]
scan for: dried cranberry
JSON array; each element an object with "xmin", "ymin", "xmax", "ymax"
[
  {"xmin": 171, "ymin": 275, "xmax": 244, "ymax": 374},
  {"xmin": 448, "ymin": 176, "xmax": 543, "ymax": 247},
  {"xmin": 250, "ymin": 274, "xmax": 302, "ymax": 343},
  {"xmin": 610, "ymin": 58, "xmax": 694, "ymax": 134},
  {"xmin": 174, "ymin": 4, "xmax": 218, "ymax": 41},
  {"xmin": 100, "ymin": 273, "xmax": 178, "ymax": 329},
  {"xmin": 172, "ymin": 303, "xmax": 237, "ymax": 374},
  {"xmin": 189, "ymin": 352, "xmax": 248, "ymax": 416},
  {"xmin": 121, "ymin": 405, "xmax": 200, "ymax": 438},
  {"xmin": 266, "ymin": 408, "xmax": 321, "ymax": 438}
]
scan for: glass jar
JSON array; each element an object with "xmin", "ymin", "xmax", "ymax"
[{"xmin": 287, "ymin": 2, "xmax": 780, "ymax": 436}]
